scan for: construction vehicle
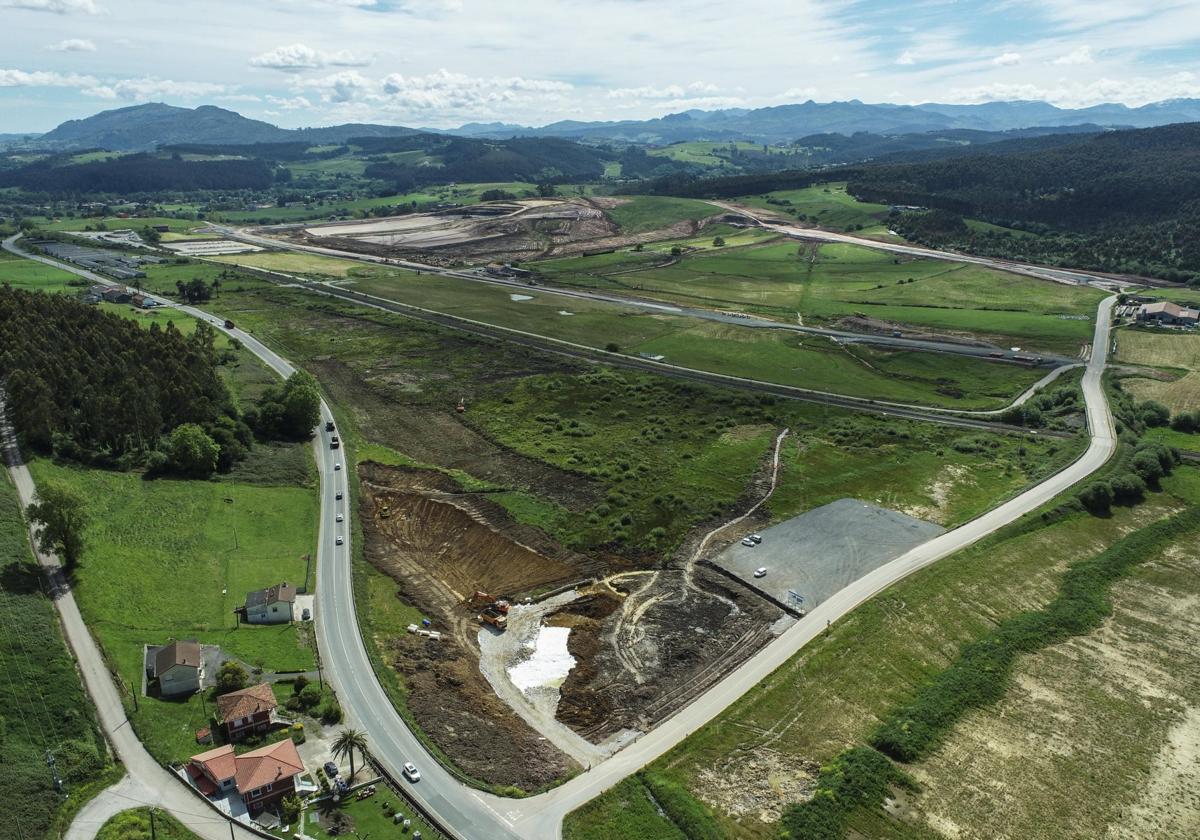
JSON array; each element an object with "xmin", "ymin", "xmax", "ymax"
[
  {"xmin": 478, "ymin": 606, "xmax": 507, "ymax": 629},
  {"xmin": 466, "ymin": 591, "xmax": 511, "ymax": 612}
]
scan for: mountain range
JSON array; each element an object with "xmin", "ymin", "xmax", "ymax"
[{"xmin": 9, "ymin": 97, "xmax": 1200, "ymax": 152}]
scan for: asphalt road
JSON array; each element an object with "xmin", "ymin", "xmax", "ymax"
[{"xmin": 3, "ymin": 233, "xmax": 1118, "ymax": 839}]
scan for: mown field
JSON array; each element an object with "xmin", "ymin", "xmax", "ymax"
[
  {"xmin": 0, "ymin": 476, "xmax": 120, "ymax": 840},
  {"xmin": 532, "ymin": 237, "xmax": 1103, "ymax": 355},
  {"xmin": 563, "ymin": 462, "xmax": 1200, "ymax": 840},
  {"xmin": 272, "ymin": 255, "xmax": 1047, "ymax": 410},
  {"xmin": 737, "ymin": 182, "xmax": 896, "ymax": 235},
  {"xmin": 1116, "ymin": 328, "xmax": 1200, "ymax": 413},
  {"xmin": 0, "ymin": 248, "xmax": 85, "ymax": 291}
]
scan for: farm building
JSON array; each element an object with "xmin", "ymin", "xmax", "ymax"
[
  {"xmin": 101, "ymin": 286, "xmax": 132, "ymax": 304},
  {"xmin": 1137, "ymin": 301, "xmax": 1200, "ymax": 326},
  {"xmin": 152, "ymin": 639, "xmax": 203, "ymax": 696},
  {"xmin": 216, "ymin": 683, "xmax": 280, "ymax": 741},
  {"xmin": 237, "ymin": 582, "xmax": 297, "ymax": 624}
]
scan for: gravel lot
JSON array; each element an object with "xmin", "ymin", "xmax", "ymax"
[{"xmin": 713, "ymin": 498, "xmax": 945, "ymax": 610}]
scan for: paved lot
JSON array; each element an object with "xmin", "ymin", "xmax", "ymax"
[{"xmin": 713, "ymin": 498, "xmax": 945, "ymax": 609}]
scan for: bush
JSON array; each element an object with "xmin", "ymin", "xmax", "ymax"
[
  {"xmin": 779, "ymin": 747, "xmax": 910, "ymax": 840},
  {"xmin": 163, "ymin": 423, "xmax": 220, "ymax": 479},
  {"xmin": 293, "ymin": 674, "xmax": 309, "ymax": 693},
  {"xmin": 321, "ymin": 700, "xmax": 343, "ymax": 724},
  {"xmin": 1110, "ymin": 472, "xmax": 1146, "ymax": 504},
  {"xmin": 1077, "ymin": 480, "xmax": 1114, "ymax": 514},
  {"xmin": 215, "ymin": 661, "xmax": 248, "ymax": 695},
  {"xmin": 1139, "ymin": 400, "xmax": 1171, "ymax": 427},
  {"xmin": 639, "ymin": 771, "xmax": 723, "ymax": 840},
  {"xmin": 298, "ymin": 682, "xmax": 322, "ymax": 709}
]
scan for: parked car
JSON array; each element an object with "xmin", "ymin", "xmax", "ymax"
[
  {"xmin": 749, "ymin": 534, "xmax": 763, "ymax": 544},
  {"xmin": 336, "ymin": 536, "xmax": 344, "ymax": 545},
  {"xmin": 301, "ymin": 607, "xmax": 311, "ymax": 620},
  {"xmin": 335, "ymin": 777, "xmax": 349, "ymax": 793},
  {"xmin": 754, "ymin": 567, "xmax": 768, "ymax": 578},
  {"xmin": 335, "ymin": 513, "xmax": 344, "ymax": 522},
  {"xmin": 741, "ymin": 538, "xmax": 756, "ymax": 547},
  {"xmin": 403, "ymin": 762, "xmax": 421, "ymax": 782},
  {"xmin": 323, "ymin": 761, "xmax": 339, "ymax": 779}
]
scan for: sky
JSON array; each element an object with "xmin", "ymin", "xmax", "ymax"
[{"xmin": 1, "ymin": 0, "xmax": 1198, "ymax": 132}]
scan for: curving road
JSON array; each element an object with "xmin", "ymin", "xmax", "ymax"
[{"xmin": 4, "ymin": 233, "xmax": 1119, "ymax": 840}]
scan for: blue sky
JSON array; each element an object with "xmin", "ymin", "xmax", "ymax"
[{"xmin": 0, "ymin": 0, "xmax": 1198, "ymax": 131}]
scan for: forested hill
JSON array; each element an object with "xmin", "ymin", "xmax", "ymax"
[{"xmin": 845, "ymin": 122, "xmax": 1200, "ymax": 229}]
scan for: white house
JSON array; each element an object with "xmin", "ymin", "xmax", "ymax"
[
  {"xmin": 153, "ymin": 639, "xmax": 202, "ymax": 696},
  {"xmin": 239, "ymin": 582, "xmax": 297, "ymax": 625}
]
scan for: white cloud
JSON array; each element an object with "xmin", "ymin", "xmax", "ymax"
[
  {"xmin": 375, "ymin": 69, "xmax": 571, "ymax": 110},
  {"xmin": 250, "ymin": 43, "xmax": 373, "ymax": 72},
  {"xmin": 302, "ymin": 70, "xmax": 372, "ymax": 103},
  {"xmin": 897, "ymin": 50, "xmax": 917, "ymax": 66},
  {"xmin": 267, "ymin": 94, "xmax": 312, "ymax": 109},
  {"xmin": 0, "ymin": 68, "xmax": 96, "ymax": 87},
  {"xmin": 2, "ymin": 0, "xmax": 99, "ymax": 13},
  {"xmin": 84, "ymin": 78, "xmax": 228, "ymax": 101},
  {"xmin": 993, "ymin": 52, "xmax": 1022, "ymax": 66},
  {"xmin": 606, "ymin": 82, "xmax": 720, "ymax": 100},
  {"xmin": 1052, "ymin": 45, "xmax": 1094, "ymax": 65},
  {"xmin": 47, "ymin": 38, "xmax": 96, "ymax": 52},
  {"xmin": 946, "ymin": 71, "xmax": 1200, "ymax": 108}
]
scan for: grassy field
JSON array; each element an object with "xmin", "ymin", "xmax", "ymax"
[
  {"xmin": 215, "ymin": 182, "xmax": 539, "ymax": 224},
  {"xmin": 39, "ymin": 215, "xmax": 202, "ymax": 233},
  {"xmin": 533, "ymin": 238, "xmax": 1102, "ymax": 354},
  {"xmin": 0, "ymin": 248, "xmax": 86, "ymax": 292},
  {"xmin": 29, "ymin": 433, "xmax": 319, "ymax": 766},
  {"xmin": 604, "ymin": 196, "xmax": 721, "ymax": 233},
  {"xmin": 0, "ymin": 475, "xmax": 118, "ymax": 840},
  {"xmin": 272, "ymin": 790, "xmax": 437, "ymax": 840},
  {"xmin": 1115, "ymin": 328, "xmax": 1200, "ymax": 412},
  {"xmin": 210, "ymin": 250, "xmax": 361, "ymax": 278},
  {"xmin": 738, "ymin": 182, "xmax": 895, "ymax": 235},
  {"xmin": 97, "ymin": 808, "xmax": 201, "ymax": 840},
  {"xmin": 563, "ymin": 464, "xmax": 1196, "ymax": 839}
]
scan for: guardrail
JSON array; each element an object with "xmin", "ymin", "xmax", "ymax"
[{"xmin": 364, "ymin": 752, "xmax": 454, "ymax": 840}]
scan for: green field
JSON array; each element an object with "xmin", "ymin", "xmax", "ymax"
[
  {"xmin": 270, "ymin": 790, "xmax": 437, "ymax": 840},
  {"xmin": 533, "ymin": 238, "xmax": 1104, "ymax": 354},
  {"xmin": 739, "ymin": 182, "xmax": 895, "ymax": 234},
  {"xmin": 563, "ymin": 463, "xmax": 1196, "ymax": 839},
  {"xmin": 0, "ymin": 248, "xmax": 83, "ymax": 292},
  {"xmin": 98, "ymin": 808, "xmax": 201, "ymax": 840},
  {"xmin": 0, "ymin": 476, "xmax": 119, "ymax": 840},
  {"xmin": 302, "ymin": 259, "xmax": 1047, "ymax": 409},
  {"xmin": 604, "ymin": 196, "xmax": 721, "ymax": 233},
  {"xmin": 39, "ymin": 215, "xmax": 202, "ymax": 233},
  {"xmin": 647, "ymin": 141, "xmax": 792, "ymax": 167}
]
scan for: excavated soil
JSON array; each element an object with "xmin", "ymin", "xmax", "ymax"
[
  {"xmin": 553, "ymin": 565, "xmax": 779, "ymax": 740},
  {"xmin": 390, "ymin": 632, "xmax": 570, "ymax": 789}
]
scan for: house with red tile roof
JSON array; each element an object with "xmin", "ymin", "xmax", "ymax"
[
  {"xmin": 216, "ymin": 683, "xmax": 279, "ymax": 742},
  {"xmin": 187, "ymin": 739, "xmax": 305, "ymax": 816}
]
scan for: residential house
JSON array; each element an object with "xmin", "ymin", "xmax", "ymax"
[
  {"xmin": 130, "ymin": 293, "xmax": 158, "ymax": 309},
  {"xmin": 238, "ymin": 582, "xmax": 297, "ymax": 625},
  {"xmin": 153, "ymin": 639, "xmax": 203, "ymax": 696},
  {"xmin": 216, "ymin": 683, "xmax": 279, "ymax": 742},
  {"xmin": 100, "ymin": 286, "xmax": 132, "ymax": 304},
  {"xmin": 1136, "ymin": 301, "xmax": 1200, "ymax": 327},
  {"xmin": 187, "ymin": 739, "xmax": 305, "ymax": 816}
]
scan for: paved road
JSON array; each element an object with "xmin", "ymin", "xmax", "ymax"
[
  {"xmin": 3, "ymin": 233, "xmax": 1119, "ymax": 839},
  {"xmin": 212, "ymin": 223, "xmax": 1076, "ymax": 365},
  {"xmin": 0, "ymin": 398, "xmax": 260, "ymax": 840}
]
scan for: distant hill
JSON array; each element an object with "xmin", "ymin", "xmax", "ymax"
[
  {"xmin": 34, "ymin": 103, "xmax": 418, "ymax": 151},
  {"xmin": 439, "ymin": 98, "xmax": 1200, "ymax": 144}
]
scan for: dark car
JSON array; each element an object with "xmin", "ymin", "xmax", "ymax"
[
  {"xmin": 335, "ymin": 491, "xmax": 343, "ymax": 501},
  {"xmin": 324, "ymin": 761, "xmax": 339, "ymax": 779},
  {"xmin": 325, "ymin": 421, "xmax": 335, "ymax": 432}
]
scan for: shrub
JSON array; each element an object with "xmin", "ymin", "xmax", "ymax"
[
  {"xmin": 293, "ymin": 674, "xmax": 309, "ymax": 693},
  {"xmin": 779, "ymin": 747, "xmax": 910, "ymax": 840},
  {"xmin": 215, "ymin": 661, "xmax": 248, "ymax": 694},
  {"xmin": 1110, "ymin": 472, "xmax": 1146, "ymax": 504},
  {"xmin": 299, "ymin": 682, "xmax": 322, "ymax": 709},
  {"xmin": 1138, "ymin": 400, "xmax": 1171, "ymax": 427},
  {"xmin": 639, "ymin": 771, "xmax": 723, "ymax": 840},
  {"xmin": 321, "ymin": 700, "xmax": 343, "ymax": 724},
  {"xmin": 1077, "ymin": 480, "xmax": 1114, "ymax": 514}
]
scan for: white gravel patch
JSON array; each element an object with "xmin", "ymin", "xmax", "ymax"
[
  {"xmin": 508, "ymin": 626, "xmax": 575, "ymax": 691},
  {"xmin": 510, "ymin": 293, "xmax": 533, "ymax": 301}
]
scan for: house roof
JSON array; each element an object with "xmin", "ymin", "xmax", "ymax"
[
  {"xmin": 1141, "ymin": 301, "xmax": 1199, "ymax": 318},
  {"xmin": 217, "ymin": 683, "xmax": 278, "ymax": 722},
  {"xmin": 244, "ymin": 582, "xmax": 297, "ymax": 609},
  {"xmin": 234, "ymin": 737, "xmax": 305, "ymax": 794},
  {"xmin": 154, "ymin": 639, "xmax": 201, "ymax": 675},
  {"xmin": 191, "ymin": 744, "xmax": 237, "ymax": 782}
]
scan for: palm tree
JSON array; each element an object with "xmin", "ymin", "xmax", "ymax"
[{"xmin": 332, "ymin": 728, "xmax": 368, "ymax": 781}]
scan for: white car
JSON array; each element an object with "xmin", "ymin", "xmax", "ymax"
[
  {"xmin": 335, "ymin": 536, "xmax": 344, "ymax": 545},
  {"xmin": 402, "ymin": 762, "xmax": 421, "ymax": 782},
  {"xmin": 741, "ymin": 538, "xmax": 756, "ymax": 547},
  {"xmin": 334, "ymin": 462, "xmax": 342, "ymax": 471},
  {"xmin": 754, "ymin": 567, "xmax": 768, "ymax": 578},
  {"xmin": 335, "ymin": 513, "xmax": 344, "ymax": 522}
]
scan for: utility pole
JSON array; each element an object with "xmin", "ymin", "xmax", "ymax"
[
  {"xmin": 46, "ymin": 749, "xmax": 63, "ymax": 794},
  {"xmin": 149, "ymin": 808, "xmax": 157, "ymax": 840},
  {"xmin": 316, "ymin": 646, "xmax": 324, "ymax": 691}
]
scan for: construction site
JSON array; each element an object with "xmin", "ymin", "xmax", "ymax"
[
  {"xmin": 275, "ymin": 196, "xmax": 727, "ymax": 267},
  {"xmin": 356, "ymin": 426, "xmax": 807, "ymax": 787}
]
